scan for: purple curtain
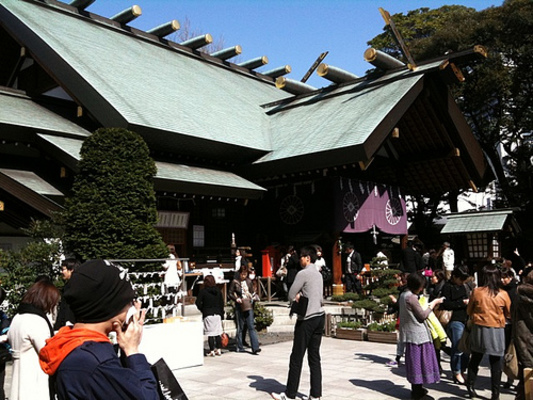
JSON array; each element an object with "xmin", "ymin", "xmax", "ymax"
[{"xmin": 335, "ymin": 178, "xmax": 407, "ymax": 235}]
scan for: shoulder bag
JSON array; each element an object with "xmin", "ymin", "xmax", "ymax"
[
  {"xmin": 458, "ymin": 319, "xmax": 472, "ymax": 354},
  {"xmin": 503, "ymin": 340, "xmax": 519, "ymax": 380},
  {"xmin": 433, "ymin": 304, "xmax": 453, "ymax": 328}
]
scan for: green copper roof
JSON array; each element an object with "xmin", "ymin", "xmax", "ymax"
[
  {"xmin": 257, "ymin": 74, "xmax": 424, "ymax": 163},
  {"xmin": 1, "ymin": 0, "xmax": 287, "ymax": 152},
  {"xmin": 441, "ymin": 210, "xmax": 514, "ymax": 234},
  {"xmin": 0, "ymin": 89, "xmax": 90, "ymax": 137},
  {"xmin": 37, "ymin": 134, "xmax": 266, "ymax": 198},
  {"xmin": 0, "ymin": 168, "xmax": 63, "ymax": 196},
  {"xmin": 156, "ymin": 162, "xmax": 266, "ymax": 195}
]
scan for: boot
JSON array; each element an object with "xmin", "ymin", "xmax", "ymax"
[
  {"xmin": 489, "ymin": 356, "xmax": 502, "ymax": 400},
  {"xmin": 466, "ymin": 384, "xmax": 478, "ymax": 399},
  {"xmin": 466, "ymin": 367, "xmax": 478, "ymax": 398}
]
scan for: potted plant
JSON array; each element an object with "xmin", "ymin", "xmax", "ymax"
[
  {"xmin": 335, "ymin": 320, "xmax": 365, "ymax": 341},
  {"xmin": 366, "ymin": 320, "xmax": 397, "ymax": 344}
]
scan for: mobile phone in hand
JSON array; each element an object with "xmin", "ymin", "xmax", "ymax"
[{"xmin": 122, "ymin": 305, "xmax": 137, "ymax": 331}]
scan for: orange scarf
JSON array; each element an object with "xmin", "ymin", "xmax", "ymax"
[{"xmin": 39, "ymin": 326, "xmax": 110, "ymax": 375}]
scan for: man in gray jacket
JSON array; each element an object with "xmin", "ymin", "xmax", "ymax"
[{"xmin": 271, "ymin": 245, "xmax": 325, "ymax": 400}]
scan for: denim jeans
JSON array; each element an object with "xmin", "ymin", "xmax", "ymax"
[
  {"xmin": 447, "ymin": 320, "xmax": 470, "ymax": 374},
  {"xmin": 235, "ymin": 306, "xmax": 259, "ymax": 352},
  {"xmin": 286, "ymin": 314, "xmax": 325, "ymax": 399}
]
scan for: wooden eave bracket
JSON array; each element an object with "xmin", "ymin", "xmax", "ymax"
[
  {"xmin": 359, "ymin": 157, "xmax": 374, "ymax": 171},
  {"xmin": 439, "ymin": 61, "xmax": 465, "ymax": 83}
]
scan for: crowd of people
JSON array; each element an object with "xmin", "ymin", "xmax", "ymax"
[
  {"xmin": 389, "ymin": 244, "xmax": 533, "ymax": 400},
  {"xmin": 1, "ymin": 241, "xmax": 532, "ymax": 400},
  {"xmin": 268, "ymin": 241, "xmax": 533, "ymax": 400}
]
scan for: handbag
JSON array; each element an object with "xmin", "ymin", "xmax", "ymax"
[
  {"xmin": 289, "ymin": 296, "xmax": 308, "ymax": 318},
  {"xmin": 151, "ymin": 358, "xmax": 189, "ymax": 400},
  {"xmin": 276, "ymin": 266, "xmax": 288, "ymax": 277},
  {"xmin": 503, "ymin": 340, "xmax": 519, "ymax": 380},
  {"xmin": 433, "ymin": 305, "xmax": 452, "ymax": 328},
  {"xmin": 240, "ymin": 297, "xmax": 253, "ymax": 312},
  {"xmin": 220, "ymin": 332, "xmax": 229, "ymax": 348},
  {"xmin": 458, "ymin": 320, "xmax": 472, "ymax": 354}
]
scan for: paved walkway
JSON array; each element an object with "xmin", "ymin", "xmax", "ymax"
[{"xmin": 175, "ymin": 337, "xmax": 517, "ymax": 400}]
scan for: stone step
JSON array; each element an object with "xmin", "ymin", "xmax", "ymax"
[
  {"xmin": 266, "ymin": 324, "xmax": 294, "ymax": 333},
  {"xmin": 265, "ymin": 305, "xmax": 291, "ymax": 316},
  {"xmin": 269, "ymin": 315, "xmax": 295, "ymax": 326}
]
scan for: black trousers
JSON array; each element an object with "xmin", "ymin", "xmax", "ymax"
[
  {"xmin": 286, "ymin": 314, "xmax": 325, "ymax": 399},
  {"xmin": 344, "ymin": 273, "xmax": 362, "ymax": 293}
]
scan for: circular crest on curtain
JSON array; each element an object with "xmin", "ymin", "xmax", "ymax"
[{"xmin": 279, "ymin": 195, "xmax": 304, "ymax": 225}]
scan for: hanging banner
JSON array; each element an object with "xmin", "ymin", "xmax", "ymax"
[{"xmin": 335, "ymin": 178, "xmax": 407, "ymax": 235}]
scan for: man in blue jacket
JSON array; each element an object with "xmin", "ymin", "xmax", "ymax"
[{"xmin": 39, "ymin": 259, "xmax": 159, "ymax": 400}]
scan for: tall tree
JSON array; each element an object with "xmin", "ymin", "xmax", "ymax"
[
  {"xmin": 0, "ymin": 219, "xmax": 63, "ymax": 314},
  {"xmin": 367, "ymin": 1, "xmax": 533, "ymax": 249},
  {"xmin": 62, "ymin": 128, "xmax": 168, "ymax": 261},
  {"xmin": 368, "ymin": 0, "xmax": 533, "ymax": 209}
]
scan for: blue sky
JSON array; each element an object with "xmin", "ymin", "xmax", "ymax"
[{"xmin": 87, "ymin": 0, "xmax": 502, "ymax": 87}]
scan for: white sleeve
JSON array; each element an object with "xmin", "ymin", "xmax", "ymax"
[{"xmin": 31, "ymin": 318, "xmax": 52, "ymax": 353}]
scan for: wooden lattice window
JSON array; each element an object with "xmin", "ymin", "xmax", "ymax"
[
  {"xmin": 467, "ymin": 233, "xmax": 488, "ymax": 258},
  {"xmin": 193, "ymin": 225, "xmax": 205, "ymax": 248}
]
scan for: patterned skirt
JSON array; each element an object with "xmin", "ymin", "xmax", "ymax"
[{"xmin": 405, "ymin": 342, "xmax": 441, "ymax": 385}]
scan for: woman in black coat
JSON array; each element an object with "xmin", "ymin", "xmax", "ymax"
[
  {"xmin": 195, "ymin": 274, "xmax": 225, "ymax": 356},
  {"xmin": 440, "ymin": 266, "xmax": 470, "ymax": 384}
]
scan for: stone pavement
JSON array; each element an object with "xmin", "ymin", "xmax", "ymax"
[{"xmin": 174, "ymin": 336, "xmax": 517, "ymax": 400}]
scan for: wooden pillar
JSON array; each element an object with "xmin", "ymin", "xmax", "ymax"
[{"xmin": 332, "ymin": 233, "xmax": 344, "ymax": 296}]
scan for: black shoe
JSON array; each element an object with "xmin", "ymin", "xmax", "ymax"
[
  {"xmin": 252, "ymin": 348, "xmax": 261, "ymax": 355},
  {"xmin": 501, "ymin": 381, "xmax": 512, "ymax": 389},
  {"xmin": 466, "ymin": 385, "xmax": 478, "ymax": 398}
]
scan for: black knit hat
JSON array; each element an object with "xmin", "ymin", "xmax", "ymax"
[{"xmin": 64, "ymin": 259, "xmax": 135, "ymax": 323}]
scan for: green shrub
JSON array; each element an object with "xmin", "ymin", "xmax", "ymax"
[
  {"xmin": 331, "ymin": 292, "xmax": 360, "ymax": 302},
  {"xmin": 367, "ymin": 320, "xmax": 397, "ymax": 332},
  {"xmin": 352, "ymin": 299, "xmax": 379, "ymax": 311},
  {"xmin": 337, "ymin": 320, "xmax": 362, "ymax": 329},
  {"xmin": 254, "ymin": 302, "xmax": 273, "ymax": 331},
  {"xmin": 379, "ymin": 295, "xmax": 393, "ymax": 306},
  {"xmin": 372, "ymin": 287, "xmax": 398, "ymax": 298}
]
